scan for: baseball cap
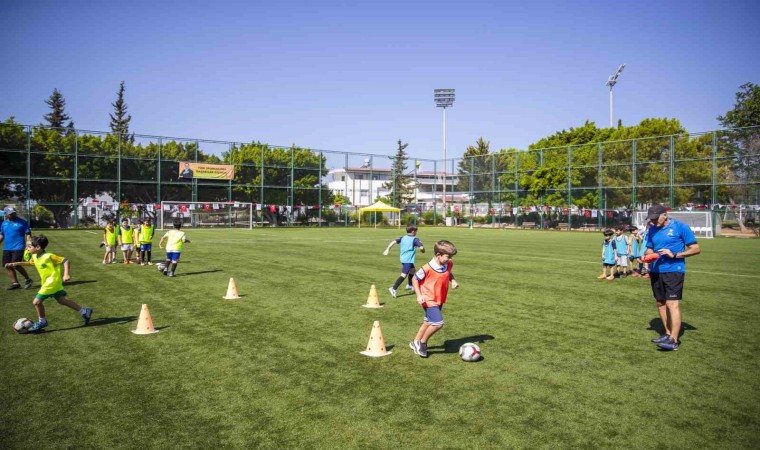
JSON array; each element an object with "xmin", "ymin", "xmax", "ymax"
[
  {"xmin": 3, "ymin": 206, "xmax": 17, "ymax": 215},
  {"xmin": 646, "ymin": 204, "xmax": 667, "ymax": 221}
]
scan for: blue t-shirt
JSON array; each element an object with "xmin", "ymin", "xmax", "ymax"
[
  {"xmin": 645, "ymin": 219, "xmax": 697, "ymax": 273},
  {"xmin": 1, "ymin": 217, "xmax": 32, "ymax": 251},
  {"xmin": 396, "ymin": 235, "xmax": 423, "ymax": 264},
  {"xmin": 602, "ymin": 239, "xmax": 616, "ymax": 264}
]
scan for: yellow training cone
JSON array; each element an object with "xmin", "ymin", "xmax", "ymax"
[
  {"xmin": 362, "ymin": 284, "xmax": 383, "ymax": 309},
  {"xmin": 223, "ymin": 277, "xmax": 240, "ymax": 299},
  {"xmin": 360, "ymin": 320, "xmax": 392, "ymax": 357},
  {"xmin": 132, "ymin": 304, "xmax": 159, "ymax": 335}
]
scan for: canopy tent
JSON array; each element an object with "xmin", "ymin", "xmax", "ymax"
[{"xmin": 359, "ymin": 201, "xmax": 401, "ymax": 228}]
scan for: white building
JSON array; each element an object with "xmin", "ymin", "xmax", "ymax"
[{"xmin": 325, "ymin": 166, "xmax": 466, "ymax": 208}]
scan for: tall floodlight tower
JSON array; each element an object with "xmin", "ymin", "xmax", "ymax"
[
  {"xmin": 434, "ymin": 89, "xmax": 455, "ymax": 224},
  {"xmin": 606, "ymin": 64, "xmax": 626, "ymax": 128}
]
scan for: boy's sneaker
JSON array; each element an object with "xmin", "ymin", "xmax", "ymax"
[
  {"xmin": 418, "ymin": 341, "xmax": 428, "ymax": 358},
  {"xmin": 82, "ymin": 308, "xmax": 93, "ymax": 325},
  {"xmin": 162, "ymin": 270, "xmax": 168, "ymax": 276},
  {"xmin": 409, "ymin": 340, "xmax": 421, "ymax": 355},
  {"xmin": 405, "ymin": 284, "xmax": 414, "ymax": 290},
  {"xmin": 657, "ymin": 337, "xmax": 680, "ymax": 351},
  {"xmin": 24, "ymin": 278, "xmax": 33, "ymax": 289},
  {"xmin": 642, "ymin": 273, "xmax": 650, "ymax": 279},
  {"xmin": 7, "ymin": 283, "xmax": 21, "ymax": 290},
  {"xmin": 597, "ymin": 274, "xmax": 606, "ymax": 279},
  {"xmin": 606, "ymin": 276, "xmax": 614, "ymax": 281},
  {"xmin": 651, "ymin": 334, "xmax": 670, "ymax": 344},
  {"xmin": 28, "ymin": 320, "xmax": 48, "ymax": 332},
  {"xmin": 631, "ymin": 272, "xmax": 641, "ymax": 277},
  {"xmin": 388, "ymin": 287, "xmax": 397, "ymax": 298},
  {"xmin": 168, "ymin": 272, "xmax": 175, "ymax": 277},
  {"xmin": 147, "ymin": 262, "xmax": 153, "ymax": 266}
]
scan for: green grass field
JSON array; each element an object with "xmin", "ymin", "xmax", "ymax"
[{"xmin": 1, "ymin": 228, "xmax": 759, "ymax": 449}]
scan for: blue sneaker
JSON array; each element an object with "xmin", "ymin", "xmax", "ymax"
[
  {"xmin": 657, "ymin": 337, "xmax": 680, "ymax": 351},
  {"xmin": 28, "ymin": 320, "xmax": 48, "ymax": 332},
  {"xmin": 651, "ymin": 334, "xmax": 670, "ymax": 344},
  {"xmin": 82, "ymin": 308, "xmax": 93, "ymax": 325}
]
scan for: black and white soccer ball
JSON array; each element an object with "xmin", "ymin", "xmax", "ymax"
[
  {"xmin": 459, "ymin": 343, "xmax": 482, "ymax": 362},
  {"xmin": 13, "ymin": 318, "xmax": 34, "ymax": 334},
  {"xmin": 156, "ymin": 262, "xmax": 166, "ymax": 271}
]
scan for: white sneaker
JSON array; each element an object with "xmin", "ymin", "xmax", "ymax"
[
  {"xmin": 405, "ymin": 284, "xmax": 413, "ymax": 290},
  {"xmin": 388, "ymin": 287, "xmax": 397, "ymax": 298}
]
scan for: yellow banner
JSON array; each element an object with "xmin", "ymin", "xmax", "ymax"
[{"xmin": 178, "ymin": 162, "xmax": 234, "ymax": 180}]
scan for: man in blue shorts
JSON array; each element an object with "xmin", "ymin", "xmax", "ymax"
[
  {"xmin": 644, "ymin": 204, "xmax": 701, "ymax": 351},
  {"xmin": 1, "ymin": 206, "xmax": 33, "ymax": 290}
]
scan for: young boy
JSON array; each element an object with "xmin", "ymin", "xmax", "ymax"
[
  {"xmin": 629, "ymin": 226, "xmax": 645, "ymax": 277},
  {"xmin": 118, "ymin": 218, "xmax": 135, "ymax": 264},
  {"xmin": 599, "ymin": 229, "xmax": 617, "ymax": 280},
  {"xmin": 383, "ymin": 225, "xmax": 425, "ymax": 298},
  {"xmin": 137, "ymin": 218, "xmax": 155, "ymax": 266},
  {"xmin": 159, "ymin": 219, "xmax": 190, "ymax": 277},
  {"xmin": 5, "ymin": 234, "xmax": 92, "ymax": 332},
  {"xmin": 102, "ymin": 220, "xmax": 118, "ymax": 264},
  {"xmin": 409, "ymin": 240, "xmax": 459, "ymax": 358},
  {"xmin": 613, "ymin": 225, "xmax": 631, "ymax": 278}
]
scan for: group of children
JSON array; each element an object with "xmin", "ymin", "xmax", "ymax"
[
  {"xmin": 600, "ymin": 224, "xmax": 649, "ymax": 280},
  {"xmin": 102, "ymin": 217, "xmax": 189, "ymax": 277}
]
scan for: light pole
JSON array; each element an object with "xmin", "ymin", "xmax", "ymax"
[
  {"xmin": 434, "ymin": 89, "xmax": 455, "ymax": 225},
  {"xmin": 605, "ymin": 64, "xmax": 625, "ymax": 128}
]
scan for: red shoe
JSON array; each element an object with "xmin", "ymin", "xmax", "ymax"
[{"xmin": 642, "ymin": 273, "xmax": 650, "ymax": 279}]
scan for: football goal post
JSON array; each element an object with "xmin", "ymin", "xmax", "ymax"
[
  {"xmin": 159, "ymin": 201, "xmax": 254, "ymax": 229},
  {"xmin": 633, "ymin": 210, "xmax": 715, "ymax": 238}
]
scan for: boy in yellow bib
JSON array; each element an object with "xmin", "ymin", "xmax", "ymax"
[
  {"xmin": 102, "ymin": 220, "xmax": 117, "ymax": 264},
  {"xmin": 159, "ymin": 219, "xmax": 190, "ymax": 277},
  {"xmin": 118, "ymin": 218, "xmax": 135, "ymax": 264},
  {"xmin": 137, "ymin": 217, "xmax": 155, "ymax": 266},
  {"xmin": 5, "ymin": 234, "xmax": 92, "ymax": 332}
]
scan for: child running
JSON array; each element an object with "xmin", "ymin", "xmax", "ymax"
[
  {"xmin": 159, "ymin": 219, "xmax": 190, "ymax": 277},
  {"xmin": 383, "ymin": 225, "xmax": 425, "ymax": 298},
  {"xmin": 5, "ymin": 234, "xmax": 92, "ymax": 332},
  {"xmin": 102, "ymin": 220, "xmax": 117, "ymax": 264},
  {"xmin": 599, "ymin": 229, "xmax": 617, "ymax": 280},
  {"xmin": 409, "ymin": 240, "xmax": 459, "ymax": 358},
  {"xmin": 137, "ymin": 217, "xmax": 155, "ymax": 266}
]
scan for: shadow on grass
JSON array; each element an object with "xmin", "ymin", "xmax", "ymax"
[
  {"xmin": 428, "ymin": 334, "xmax": 495, "ymax": 354},
  {"xmin": 39, "ymin": 315, "xmax": 137, "ymax": 333},
  {"xmin": 63, "ymin": 280, "xmax": 98, "ymax": 286},
  {"xmin": 175, "ymin": 269, "xmax": 222, "ymax": 277},
  {"xmin": 647, "ymin": 318, "xmax": 697, "ymax": 339}
]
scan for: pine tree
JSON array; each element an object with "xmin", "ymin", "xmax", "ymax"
[
  {"xmin": 43, "ymin": 88, "xmax": 72, "ymax": 131},
  {"xmin": 382, "ymin": 139, "xmax": 415, "ymax": 207},
  {"xmin": 109, "ymin": 80, "xmax": 132, "ymax": 137}
]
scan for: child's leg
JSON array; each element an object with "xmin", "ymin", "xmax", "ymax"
[
  {"xmin": 414, "ymin": 322, "xmax": 432, "ymax": 342},
  {"xmin": 33, "ymin": 298, "xmax": 46, "ymax": 321},
  {"xmin": 392, "ymin": 272, "xmax": 407, "ymax": 290},
  {"xmin": 56, "ymin": 296, "xmax": 83, "ymax": 311}
]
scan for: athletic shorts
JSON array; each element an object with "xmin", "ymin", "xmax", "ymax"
[
  {"xmin": 603, "ymin": 263, "xmax": 615, "ymax": 268},
  {"xmin": 400, "ymin": 263, "xmax": 415, "ymax": 274},
  {"xmin": 423, "ymin": 305, "xmax": 444, "ymax": 326},
  {"xmin": 121, "ymin": 244, "xmax": 134, "ymax": 251},
  {"xmin": 166, "ymin": 251, "xmax": 181, "ymax": 261},
  {"xmin": 140, "ymin": 244, "xmax": 152, "ymax": 251},
  {"xmin": 35, "ymin": 290, "xmax": 67, "ymax": 300},
  {"xmin": 105, "ymin": 245, "xmax": 116, "ymax": 252},
  {"xmin": 650, "ymin": 272, "xmax": 685, "ymax": 301},
  {"xmin": 3, "ymin": 250, "xmax": 25, "ymax": 266},
  {"xmin": 616, "ymin": 255, "xmax": 628, "ymax": 266}
]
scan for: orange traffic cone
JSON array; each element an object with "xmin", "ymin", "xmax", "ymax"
[
  {"xmin": 223, "ymin": 277, "xmax": 240, "ymax": 299},
  {"xmin": 360, "ymin": 320, "xmax": 392, "ymax": 357},
  {"xmin": 362, "ymin": 284, "xmax": 383, "ymax": 308},
  {"xmin": 131, "ymin": 304, "xmax": 159, "ymax": 335}
]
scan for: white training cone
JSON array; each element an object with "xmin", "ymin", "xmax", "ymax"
[
  {"xmin": 360, "ymin": 320, "xmax": 392, "ymax": 357},
  {"xmin": 362, "ymin": 284, "xmax": 383, "ymax": 309},
  {"xmin": 132, "ymin": 304, "xmax": 160, "ymax": 335},
  {"xmin": 223, "ymin": 277, "xmax": 240, "ymax": 299}
]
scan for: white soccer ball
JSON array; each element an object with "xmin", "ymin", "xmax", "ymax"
[
  {"xmin": 459, "ymin": 343, "xmax": 482, "ymax": 362},
  {"xmin": 13, "ymin": 318, "xmax": 34, "ymax": 334},
  {"xmin": 156, "ymin": 262, "xmax": 165, "ymax": 271}
]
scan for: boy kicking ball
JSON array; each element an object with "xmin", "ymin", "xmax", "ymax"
[
  {"xmin": 159, "ymin": 219, "xmax": 190, "ymax": 277},
  {"xmin": 5, "ymin": 235, "xmax": 92, "ymax": 332}
]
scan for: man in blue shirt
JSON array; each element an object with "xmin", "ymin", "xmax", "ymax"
[
  {"xmin": 383, "ymin": 225, "xmax": 425, "ymax": 298},
  {"xmin": 644, "ymin": 204, "xmax": 701, "ymax": 351},
  {"xmin": 1, "ymin": 206, "xmax": 33, "ymax": 290}
]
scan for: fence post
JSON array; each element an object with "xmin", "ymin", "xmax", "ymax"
[{"xmin": 74, "ymin": 129, "xmax": 79, "ymax": 227}]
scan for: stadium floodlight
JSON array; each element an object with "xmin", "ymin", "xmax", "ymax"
[
  {"xmin": 605, "ymin": 64, "xmax": 626, "ymax": 128},
  {"xmin": 434, "ymin": 89, "xmax": 455, "ymax": 224}
]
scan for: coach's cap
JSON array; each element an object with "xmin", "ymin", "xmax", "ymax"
[
  {"xmin": 646, "ymin": 204, "xmax": 667, "ymax": 221},
  {"xmin": 3, "ymin": 206, "xmax": 17, "ymax": 215}
]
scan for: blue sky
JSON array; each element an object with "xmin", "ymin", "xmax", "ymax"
[{"xmin": 1, "ymin": 0, "xmax": 758, "ymax": 164}]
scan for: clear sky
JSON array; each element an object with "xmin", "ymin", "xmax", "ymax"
[{"xmin": 1, "ymin": 0, "xmax": 758, "ymax": 164}]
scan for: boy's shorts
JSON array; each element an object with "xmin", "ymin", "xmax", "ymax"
[
  {"xmin": 35, "ymin": 290, "xmax": 67, "ymax": 300},
  {"xmin": 603, "ymin": 263, "xmax": 615, "ymax": 268},
  {"xmin": 121, "ymin": 244, "xmax": 134, "ymax": 251},
  {"xmin": 166, "ymin": 251, "xmax": 181, "ymax": 261},
  {"xmin": 400, "ymin": 263, "xmax": 415, "ymax": 274},
  {"xmin": 423, "ymin": 305, "xmax": 444, "ymax": 326},
  {"xmin": 616, "ymin": 255, "xmax": 628, "ymax": 266},
  {"xmin": 105, "ymin": 245, "xmax": 116, "ymax": 252},
  {"xmin": 140, "ymin": 244, "xmax": 152, "ymax": 251}
]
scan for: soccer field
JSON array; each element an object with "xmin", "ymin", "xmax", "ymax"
[{"xmin": 1, "ymin": 228, "xmax": 759, "ymax": 449}]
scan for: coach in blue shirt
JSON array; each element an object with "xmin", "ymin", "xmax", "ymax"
[
  {"xmin": 0, "ymin": 206, "xmax": 33, "ymax": 290},
  {"xmin": 644, "ymin": 204, "xmax": 700, "ymax": 351}
]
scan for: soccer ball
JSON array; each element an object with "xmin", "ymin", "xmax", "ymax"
[
  {"xmin": 156, "ymin": 262, "xmax": 165, "ymax": 271},
  {"xmin": 459, "ymin": 343, "xmax": 482, "ymax": 362},
  {"xmin": 13, "ymin": 318, "xmax": 34, "ymax": 334}
]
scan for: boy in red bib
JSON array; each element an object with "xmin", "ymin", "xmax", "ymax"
[{"xmin": 409, "ymin": 240, "xmax": 459, "ymax": 358}]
